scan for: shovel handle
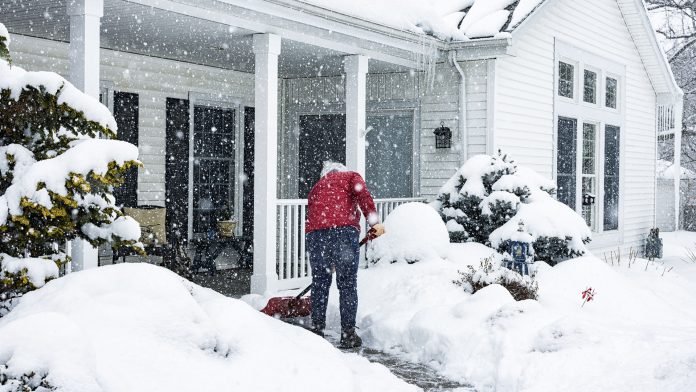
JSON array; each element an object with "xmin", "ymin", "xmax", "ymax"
[{"xmin": 295, "ymin": 231, "xmax": 375, "ymax": 300}]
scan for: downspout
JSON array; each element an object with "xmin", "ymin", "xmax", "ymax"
[{"xmin": 449, "ymin": 50, "xmax": 467, "ymax": 165}]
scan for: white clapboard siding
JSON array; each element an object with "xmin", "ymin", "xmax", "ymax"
[
  {"xmin": 282, "ymin": 61, "xmax": 488, "ymax": 200},
  {"xmin": 493, "ymin": 0, "xmax": 657, "ymax": 254},
  {"xmin": 9, "ymin": 35, "xmax": 255, "ymax": 207},
  {"xmin": 419, "ymin": 60, "xmax": 489, "ymax": 198}
]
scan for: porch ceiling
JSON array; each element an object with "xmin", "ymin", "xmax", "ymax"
[{"xmin": 0, "ymin": 0, "xmax": 410, "ymax": 77}]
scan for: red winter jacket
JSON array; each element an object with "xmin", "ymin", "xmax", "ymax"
[{"xmin": 305, "ymin": 171, "xmax": 379, "ymax": 234}]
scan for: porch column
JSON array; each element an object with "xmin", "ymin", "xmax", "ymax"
[
  {"xmin": 67, "ymin": 0, "xmax": 103, "ymax": 271},
  {"xmin": 674, "ymin": 97, "xmax": 684, "ymax": 230},
  {"xmin": 344, "ymin": 55, "xmax": 369, "ymax": 175},
  {"xmin": 251, "ymin": 33, "xmax": 281, "ymax": 295}
]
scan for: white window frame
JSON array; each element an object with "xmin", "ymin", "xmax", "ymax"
[
  {"xmin": 187, "ymin": 91, "xmax": 250, "ymax": 239},
  {"xmin": 553, "ymin": 40, "xmax": 626, "ymax": 246}
]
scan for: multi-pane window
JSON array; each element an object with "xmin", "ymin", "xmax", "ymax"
[
  {"xmin": 192, "ymin": 105, "xmax": 235, "ymax": 234},
  {"xmin": 604, "ymin": 125, "xmax": 620, "ymax": 231},
  {"xmin": 557, "ymin": 117, "xmax": 577, "ymax": 208},
  {"xmin": 558, "ymin": 62, "xmax": 574, "ymax": 98},
  {"xmin": 583, "ymin": 70, "xmax": 597, "ymax": 104},
  {"xmin": 606, "ymin": 77, "xmax": 618, "ymax": 109},
  {"xmin": 581, "ymin": 123, "xmax": 597, "ymax": 230}
]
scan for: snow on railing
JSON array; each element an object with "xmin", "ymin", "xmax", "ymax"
[{"xmin": 275, "ymin": 197, "xmax": 427, "ymax": 287}]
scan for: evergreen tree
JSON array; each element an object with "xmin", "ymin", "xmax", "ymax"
[
  {"xmin": 436, "ymin": 151, "xmax": 591, "ymax": 265},
  {"xmin": 0, "ymin": 25, "xmax": 142, "ymax": 312}
]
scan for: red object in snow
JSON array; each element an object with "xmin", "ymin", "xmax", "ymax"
[
  {"xmin": 261, "ymin": 294, "xmax": 312, "ymax": 318},
  {"xmin": 581, "ymin": 287, "xmax": 596, "ymax": 307},
  {"xmin": 260, "ymin": 234, "xmax": 376, "ymax": 319},
  {"xmin": 305, "ymin": 171, "xmax": 378, "ymax": 234}
]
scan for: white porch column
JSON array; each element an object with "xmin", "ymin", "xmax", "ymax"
[
  {"xmin": 344, "ymin": 55, "xmax": 369, "ymax": 175},
  {"xmin": 251, "ymin": 33, "xmax": 281, "ymax": 295},
  {"xmin": 67, "ymin": 0, "xmax": 103, "ymax": 271}
]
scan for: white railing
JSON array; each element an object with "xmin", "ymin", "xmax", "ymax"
[{"xmin": 275, "ymin": 197, "xmax": 427, "ymax": 289}]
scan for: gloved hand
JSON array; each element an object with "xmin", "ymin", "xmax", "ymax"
[{"xmin": 371, "ymin": 223, "xmax": 386, "ymax": 237}]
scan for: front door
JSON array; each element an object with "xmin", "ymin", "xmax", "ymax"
[{"xmin": 298, "ymin": 114, "xmax": 346, "ymax": 198}]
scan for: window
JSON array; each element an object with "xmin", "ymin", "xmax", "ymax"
[
  {"xmin": 604, "ymin": 125, "xmax": 620, "ymax": 231},
  {"xmin": 581, "ymin": 123, "xmax": 597, "ymax": 230},
  {"xmin": 366, "ymin": 113, "xmax": 414, "ymax": 198},
  {"xmin": 606, "ymin": 77, "xmax": 618, "ymax": 109},
  {"xmin": 558, "ymin": 62, "xmax": 574, "ymax": 98},
  {"xmin": 556, "ymin": 117, "xmax": 577, "ymax": 208},
  {"xmin": 192, "ymin": 105, "xmax": 235, "ymax": 234},
  {"xmin": 583, "ymin": 70, "xmax": 597, "ymax": 104}
]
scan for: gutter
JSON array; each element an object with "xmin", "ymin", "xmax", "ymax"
[{"xmin": 448, "ymin": 50, "xmax": 467, "ymax": 165}]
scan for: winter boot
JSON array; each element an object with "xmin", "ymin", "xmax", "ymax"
[{"xmin": 339, "ymin": 328, "xmax": 362, "ymax": 348}]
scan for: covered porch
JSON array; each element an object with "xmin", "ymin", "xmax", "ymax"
[{"xmin": 1, "ymin": 0, "xmax": 435, "ymax": 294}]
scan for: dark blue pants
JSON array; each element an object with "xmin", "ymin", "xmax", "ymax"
[{"xmin": 307, "ymin": 226, "xmax": 360, "ymax": 330}]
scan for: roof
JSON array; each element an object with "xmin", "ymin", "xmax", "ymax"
[{"xmin": 299, "ymin": 0, "xmax": 546, "ymax": 40}]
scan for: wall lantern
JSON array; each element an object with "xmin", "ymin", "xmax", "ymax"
[{"xmin": 433, "ymin": 121, "xmax": 452, "ymax": 149}]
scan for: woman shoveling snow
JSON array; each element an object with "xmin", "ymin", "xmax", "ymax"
[{"xmin": 305, "ymin": 161, "xmax": 385, "ymax": 348}]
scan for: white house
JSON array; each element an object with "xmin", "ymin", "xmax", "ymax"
[{"xmin": 0, "ymin": 0, "xmax": 682, "ymax": 294}]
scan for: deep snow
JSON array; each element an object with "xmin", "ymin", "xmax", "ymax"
[
  {"xmin": 0, "ymin": 264, "xmax": 417, "ymax": 392},
  {"xmin": 248, "ymin": 234, "xmax": 696, "ymax": 392}
]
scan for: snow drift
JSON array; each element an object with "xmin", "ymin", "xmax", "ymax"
[
  {"xmin": 367, "ymin": 202, "xmax": 449, "ymax": 264},
  {"xmin": 0, "ymin": 264, "xmax": 417, "ymax": 392}
]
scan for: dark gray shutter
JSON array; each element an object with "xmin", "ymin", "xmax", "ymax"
[
  {"xmin": 556, "ymin": 117, "xmax": 577, "ymax": 209},
  {"xmin": 165, "ymin": 98, "xmax": 190, "ymax": 244},
  {"xmin": 604, "ymin": 125, "xmax": 620, "ymax": 231},
  {"xmin": 113, "ymin": 91, "xmax": 139, "ymax": 208}
]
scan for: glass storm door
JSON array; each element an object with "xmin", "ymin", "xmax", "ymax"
[
  {"xmin": 366, "ymin": 114, "xmax": 414, "ymax": 198},
  {"xmin": 581, "ymin": 123, "xmax": 598, "ymax": 230},
  {"xmin": 192, "ymin": 105, "xmax": 236, "ymax": 235}
]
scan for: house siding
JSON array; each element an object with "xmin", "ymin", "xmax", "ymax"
[
  {"xmin": 281, "ymin": 60, "xmax": 488, "ymax": 199},
  {"xmin": 9, "ymin": 34, "xmax": 255, "ymax": 208},
  {"xmin": 493, "ymin": 0, "xmax": 657, "ymax": 254}
]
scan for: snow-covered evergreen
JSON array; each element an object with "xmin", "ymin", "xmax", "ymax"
[
  {"xmin": 0, "ymin": 24, "xmax": 141, "ymax": 312},
  {"xmin": 434, "ymin": 151, "xmax": 591, "ymax": 264}
]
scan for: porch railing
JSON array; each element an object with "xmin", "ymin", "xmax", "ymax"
[{"xmin": 275, "ymin": 197, "xmax": 427, "ymax": 290}]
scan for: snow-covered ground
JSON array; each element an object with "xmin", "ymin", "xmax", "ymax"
[
  {"xmin": 0, "ymin": 263, "xmax": 417, "ymax": 392},
  {"xmin": 249, "ymin": 232, "xmax": 696, "ymax": 392}
]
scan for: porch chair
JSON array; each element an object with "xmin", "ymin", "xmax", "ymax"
[{"xmin": 112, "ymin": 205, "xmax": 173, "ymax": 263}]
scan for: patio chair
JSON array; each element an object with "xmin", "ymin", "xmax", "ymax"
[{"xmin": 112, "ymin": 205, "xmax": 173, "ymax": 263}]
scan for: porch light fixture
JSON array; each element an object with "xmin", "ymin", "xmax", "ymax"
[{"xmin": 433, "ymin": 121, "xmax": 452, "ymax": 149}]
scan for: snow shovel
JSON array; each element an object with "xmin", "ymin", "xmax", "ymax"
[{"xmin": 260, "ymin": 230, "xmax": 377, "ymax": 319}]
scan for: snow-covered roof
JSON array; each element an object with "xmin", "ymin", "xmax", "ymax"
[{"xmin": 301, "ymin": 0, "xmax": 546, "ymax": 40}]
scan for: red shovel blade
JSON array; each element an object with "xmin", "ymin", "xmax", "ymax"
[{"xmin": 260, "ymin": 295, "xmax": 312, "ymax": 318}]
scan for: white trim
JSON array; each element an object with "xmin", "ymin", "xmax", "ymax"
[
  {"xmin": 553, "ymin": 40, "xmax": 627, "ymax": 244},
  {"xmin": 486, "ymin": 58, "xmax": 496, "ymax": 155}
]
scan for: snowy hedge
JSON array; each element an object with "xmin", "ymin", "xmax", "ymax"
[
  {"xmin": 434, "ymin": 152, "xmax": 591, "ymax": 264},
  {"xmin": 0, "ymin": 24, "xmax": 142, "ymax": 312}
]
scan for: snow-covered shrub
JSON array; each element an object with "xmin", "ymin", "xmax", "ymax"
[
  {"xmin": 0, "ymin": 24, "xmax": 141, "ymax": 312},
  {"xmin": 453, "ymin": 255, "xmax": 538, "ymax": 301},
  {"xmin": 434, "ymin": 151, "xmax": 591, "ymax": 264},
  {"xmin": 367, "ymin": 202, "xmax": 449, "ymax": 264}
]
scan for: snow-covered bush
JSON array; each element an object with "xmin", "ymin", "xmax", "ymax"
[
  {"xmin": 453, "ymin": 255, "xmax": 538, "ymax": 301},
  {"xmin": 367, "ymin": 202, "xmax": 449, "ymax": 264},
  {"xmin": 434, "ymin": 151, "xmax": 591, "ymax": 264},
  {"xmin": 0, "ymin": 24, "xmax": 141, "ymax": 312}
]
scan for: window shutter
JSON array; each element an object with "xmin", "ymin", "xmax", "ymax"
[
  {"xmin": 113, "ymin": 91, "xmax": 139, "ymax": 208},
  {"xmin": 165, "ymin": 98, "xmax": 190, "ymax": 244},
  {"xmin": 556, "ymin": 117, "xmax": 577, "ymax": 209},
  {"xmin": 604, "ymin": 125, "xmax": 620, "ymax": 231}
]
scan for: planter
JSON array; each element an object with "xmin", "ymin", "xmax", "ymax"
[{"xmin": 217, "ymin": 220, "xmax": 237, "ymax": 237}]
